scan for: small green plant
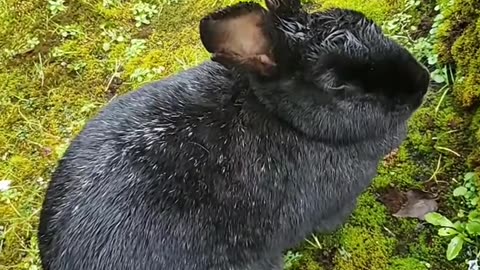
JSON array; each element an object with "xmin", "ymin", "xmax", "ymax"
[
  {"xmin": 430, "ymin": 65, "xmax": 450, "ymax": 84},
  {"xmin": 381, "ymin": 0, "xmax": 420, "ymax": 40},
  {"xmin": 51, "ymin": 47, "xmax": 67, "ymax": 58},
  {"xmin": 129, "ymin": 66, "xmax": 165, "ymax": 83},
  {"xmin": 454, "ymin": 172, "xmax": 479, "ymax": 209},
  {"xmin": 283, "ymin": 251, "xmax": 303, "ymax": 270},
  {"xmin": 424, "ymin": 172, "xmax": 480, "ymax": 261},
  {"xmin": 3, "ymin": 48, "xmax": 17, "ymax": 59},
  {"xmin": 66, "ymin": 61, "xmax": 87, "ymax": 75},
  {"xmin": 101, "ymin": 26, "xmax": 127, "ymax": 43},
  {"xmin": 132, "ymin": 2, "xmax": 159, "ymax": 27},
  {"xmin": 125, "ymin": 39, "xmax": 147, "ymax": 59},
  {"xmin": 0, "ymin": 184, "xmax": 20, "ymax": 204},
  {"xmin": 2, "ymin": 36, "xmax": 40, "ymax": 59},
  {"xmin": 58, "ymin": 25, "xmax": 83, "ymax": 39},
  {"xmin": 424, "ymin": 211, "xmax": 480, "ymax": 261},
  {"xmin": 26, "ymin": 37, "xmax": 40, "ymax": 50},
  {"xmin": 101, "ymin": 25, "xmax": 128, "ymax": 52},
  {"xmin": 48, "ymin": 0, "xmax": 66, "ymax": 16}
]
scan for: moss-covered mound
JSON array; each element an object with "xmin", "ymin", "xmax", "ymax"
[{"xmin": 436, "ymin": 0, "xmax": 480, "ymax": 172}]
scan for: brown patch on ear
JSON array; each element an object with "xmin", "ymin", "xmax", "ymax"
[
  {"xmin": 211, "ymin": 52, "xmax": 277, "ymax": 76},
  {"xmin": 199, "ymin": 2, "xmax": 276, "ymax": 75}
]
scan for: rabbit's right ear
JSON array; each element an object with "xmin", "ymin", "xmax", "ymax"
[{"xmin": 199, "ymin": 2, "xmax": 277, "ymax": 76}]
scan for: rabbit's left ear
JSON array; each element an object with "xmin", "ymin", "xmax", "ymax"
[{"xmin": 199, "ymin": 2, "xmax": 277, "ymax": 76}]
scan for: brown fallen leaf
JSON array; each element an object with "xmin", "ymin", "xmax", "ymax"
[
  {"xmin": 392, "ymin": 189, "xmax": 438, "ymax": 220},
  {"xmin": 379, "ymin": 187, "xmax": 407, "ymax": 214}
]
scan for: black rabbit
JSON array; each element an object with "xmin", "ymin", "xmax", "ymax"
[{"xmin": 38, "ymin": 0, "xmax": 430, "ymax": 269}]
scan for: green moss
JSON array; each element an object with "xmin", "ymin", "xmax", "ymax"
[
  {"xmin": 373, "ymin": 145, "xmax": 423, "ymax": 190},
  {"xmin": 388, "ymin": 257, "xmax": 428, "ymax": 270},
  {"xmin": 436, "ymin": 0, "xmax": 478, "ymax": 60},
  {"xmin": 350, "ymin": 193, "xmax": 388, "ymax": 229},
  {"xmin": 452, "ymin": 36, "xmax": 480, "ymax": 108},
  {"xmin": 471, "ymin": 108, "xmax": 480, "ymax": 133},
  {"xmin": 373, "ymin": 159, "xmax": 421, "ymax": 190},
  {"xmin": 436, "ymin": 0, "xmax": 480, "ymax": 107},
  {"xmin": 372, "ymin": 175, "xmax": 393, "ymax": 190},
  {"xmin": 317, "ymin": 0, "xmax": 402, "ymax": 22},
  {"xmin": 466, "ymin": 108, "xmax": 480, "ymax": 169},
  {"xmin": 334, "ymin": 226, "xmax": 395, "ymax": 270},
  {"xmin": 407, "ymin": 131, "xmax": 435, "ymax": 154},
  {"xmin": 288, "ymin": 250, "xmax": 326, "ymax": 270},
  {"xmin": 467, "ymin": 149, "xmax": 480, "ymax": 169}
]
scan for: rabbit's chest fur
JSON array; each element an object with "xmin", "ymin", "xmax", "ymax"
[{"xmin": 224, "ymin": 102, "xmax": 405, "ymax": 247}]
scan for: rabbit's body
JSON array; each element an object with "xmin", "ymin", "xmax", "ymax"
[
  {"xmin": 39, "ymin": 62, "xmax": 406, "ymax": 269},
  {"xmin": 39, "ymin": 1, "xmax": 430, "ymax": 269}
]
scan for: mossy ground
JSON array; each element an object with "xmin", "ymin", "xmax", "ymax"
[{"xmin": 0, "ymin": 0, "xmax": 477, "ymax": 269}]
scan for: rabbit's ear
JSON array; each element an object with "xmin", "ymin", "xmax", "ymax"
[
  {"xmin": 265, "ymin": 0, "xmax": 301, "ymax": 16},
  {"xmin": 199, "ymin": 2, "xmax": 277, "ymax": 76}
]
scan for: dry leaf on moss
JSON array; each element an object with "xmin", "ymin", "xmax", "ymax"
[{"xmin": 392, "ymin": 189, "xmax": 438, "ymax": 220}]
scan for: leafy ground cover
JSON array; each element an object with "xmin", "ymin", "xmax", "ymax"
[{"xmin": 0, "ymin": 0, "xmax": 478, "ymax": 269}]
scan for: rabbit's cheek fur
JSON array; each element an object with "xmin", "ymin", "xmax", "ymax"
[{"xmin": 38, "ymin": 0, "xmax": 427, "ymax": 269}]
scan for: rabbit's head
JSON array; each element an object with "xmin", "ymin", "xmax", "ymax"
[{"xmin": 200, "ymin": 0, "xmax": 430, "ymax": 142}]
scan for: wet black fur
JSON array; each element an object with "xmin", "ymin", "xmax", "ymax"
[{"xmin": 38, "ymin": 1, "xmax": 430, "ymax": 269}]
